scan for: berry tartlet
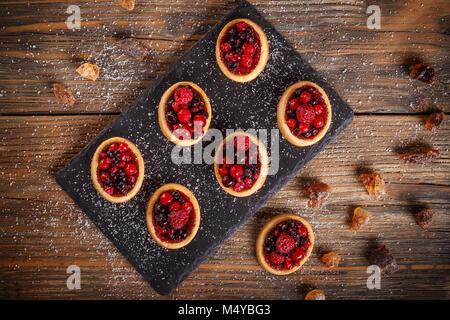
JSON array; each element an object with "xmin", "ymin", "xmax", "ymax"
[
  {"xmin": 214, "ymin": 132, "xmax": 269, "ymax": 197},
  {"xmin": 90, "ymin": 137, "xmax": 144, "ymax": 203},
  {"xmin": 277, "ymin": 81, "xmax": 332, "ymax": 147},
  {"xmin": 216, "ymin": 18, "xmax": 269, "ymax": 83},
  {"xmin": 146, "ymin": 183, "xmax": 200, "ymax": 249},
  {"xmin": 158, "ymin": 82, "xmax": 212, "ymax": 146},
  {"xmin": 256, "ymin": 214, "xmax": 314, "ymax": 275}
]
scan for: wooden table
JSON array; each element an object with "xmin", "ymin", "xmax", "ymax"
[{"xmin": 0, "ymin": 0, "xmax": 448, "ymax": 300}]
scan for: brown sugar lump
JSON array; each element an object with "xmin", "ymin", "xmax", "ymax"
[
  {"xmin": 321, "ymin": 251, "xmax": 341, "ymax": 269},
  {"xmin": 305, "ymin": 289, "xmax": 325, "ymax": 300},
  {"xmin": 399, "ymin": 147, "xmax": 439, "ymax": 164},
  {"xmin": 53, "ymin": 84, "xmax": 75, "ymax": 106},
  {"xmin": 409, "ymin": 63, "xmax": 435, "ymax": 84},
  {"xmin": 425, "ymin": 112, "xmax": 445, "ymax": 132},
  {"xmin": 369, "ymin": 245, "xmax": 398, "ymax": 275},
  {"xmin": 359, "ymin": 173, "xmax": 385, "ymax": 197},
  {"xmin": 416, "ymin": 208, "xmax": 433, "ymax": 229},
  {"xmin": 306, "ymin": 182, "xmax": 330, "ymax": 208},
  {"xmin": 351, "ymin": 207, "xmax": 371, "ymax": 231},
  {"xmin": 76, "ymin": 63, "xmax": 99, "ymax": 81}
]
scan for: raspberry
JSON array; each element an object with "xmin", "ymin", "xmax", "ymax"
[
  {"xmin": 298, "ymin": 226, "xmax": 307, "ymax": 237},
  {"xmin": 288, "ymin": 98, "xmax": 299, "ymax": 110},
  {"xmin": 286, "ymin": 119, "xmax": 297, "ymax": 128},
  {"xmin": 177, "ymin": 109, "xmax": 191, "ymax": 123},
  {"xmin": 299, "ymin": 91, "xmax": 311, "ymax": 103},
  {"xmin": 276, "ymin": 233, "xmax": 295, "ymax": 253},
  {"xmin": 100, "ymin": 171, "xmax": 110, "ymax": 182},
  {"xmin": 124, "ymin": 163, "xmax": 137, "ymax": 175},
  {"xmin": 160, "ymin": 192, "xmax": 173, "ymax": 205},
  {"xmin": 108, "ymin": 143, "xmax": 118, "ymax": 151},
  {"xmin": 242, "ymin": 43, "xmax": 255, "ymax": 55},
  {"xmin": 174, "ymin": 87, "xmax": 193, "ymax": 104},
  {"xmin": 182, "ymin": 201, "xmax": 193, "ymax": 213},
  {"xmin": 236, "ymin": 21, "xmax": 248, "ymax": 33},
  {"xmin": 118, "ymin": 142, "xmax": 129, "ymax": 151},
  {"xmin": 105, "ymin": 186, "xmax": 114, "ymax": 195},
  {"xmin": 296, "ymin": 104, "xmax": 316, "ymax": 124},
  {"xmin": 269, "ymin": 251, "xmax": 285, "ymax": 265},
  {"xmin": 220, "ymin": 42, "xmax": 231, "ymax": 53},
  {"xmin": 235, "ymin": 136, "xmax": 250, "ymax": 151},
  {"xmin": 298, "ymin": 123, "xmax": 310, "ymax": 133},
  {"xmin": 169, "ymin": 202, "xmax": 181, "ymax": 212},
  {"xmin": 313, "ymin": 116, "xmax": 324, "ymax": 128},
  {"xmin": 240, "ymin": 54, "xmax": 253, "ymax": 68},
  {"xmin": 291, "ymin": 248, "xmax": 305, "ymax": 263},
  {"xmin": 230, "ymin": 165, "xmax": 244, "ymax": 179},
  {"xmin": 314, "ymin": 104, "xmax": 323, "ymax": 115},
  {"xmin": 168, "ymin": 210, "xmax": 189, "ymax": 230},
  {"xmin": 244, "ymin": 177, "xmax": 253, "ymax": 188},
  {"xmin": 284, "ymin": 258, "xmax": 294, "ymax": 269},
  {"xmin": 233, "ymin": 181, "xmax": 245, "ymax": 192},
  {"xmin": 193, "ymin": 114, "xmax": 207, "ymax": 127},
  {"xmin": 172, "ymin": 101, "xmax": 187, "ymax": 112},
  {"xmin": 218, "ymin": 166, "xmax": 228, "ymax": 176},
  {"xmin": 99, "ymin": 157, "xmax": 112, "ymax": 170}
]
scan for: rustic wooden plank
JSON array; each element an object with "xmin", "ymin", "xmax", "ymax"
[
  {"xmin": 0, "ymin": 0, "xmax": 448, "ymax": 114},
  {"xmin": 0, "ymin": 114, "xmax": 448, "ymax": 299}
]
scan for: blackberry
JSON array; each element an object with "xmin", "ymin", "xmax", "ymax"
[
  {"xmin": 166, "ymin": 110, "xmax": 177, "ymax": 125},
  {"xmin": 222, "ymin": 175, "xmax": 234, "ymax": 188},
  {"xmin": 244, "ymin": 167, "xmax": 253, "ymax": 178}
]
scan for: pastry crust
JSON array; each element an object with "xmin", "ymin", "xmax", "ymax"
[
  {"xmin": 256, "ymin": 213, "xmax": 314, "ymax": 275},
  {"xmin": 146, "ymin": 183, "xmax": 200, "ymax": 250},
  {"xmin": 214, "ymin": 132, "xmax": 269, "ymax": 197},
  {"xmin": 158, "ymin": 81, "xmax": 212, "ymax": 146},
  {"xmin": 277, "ymin": 81, "xmax": 332, "ymax": 147},
  {"xmin": 90, "ymin": 137, "xmax": 145, "ymax": 203},
  {"xmin": 216, "ymin": 18, "xmax": 269, "ymax": 83}
]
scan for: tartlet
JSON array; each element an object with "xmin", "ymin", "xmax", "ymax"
[
  {"xmin": 214, "ymin": 132, "xmax": 269, "ymax": 197},
  {"xmin": 90, "ymin": 137, "xmax": 144, "ymax": 203},
  {"xmin": 146, "ymin": 183, "xmax": 200, "ymax": 249},
  {"xmin": 256, "ymin": 213, "xmax": 314, "ymax": 275},
  {"xmin": 158, "ymin": 81, "xmax": 212, "ymax": 146},
  {"xmin": 216, "ymin": 18, "xmax": 269, "ymax": 83},
  {"xmin": 277, "ymin": 81, "xmax": 332, "ymax": 147}
]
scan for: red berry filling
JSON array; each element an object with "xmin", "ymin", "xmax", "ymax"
[
  {"xmin": 152, "ymin": 190, "xmax": 195, "ymax": 243},
  {"xmin": 96, "ymin": 142, "xmax": 139, "ymax": 197},
  {"xmin": 263, "ymin": 219, "xmax": 311, "ymax": 270},
  {"xmin": 165, "ymin": 85, "xmax": 209, "ymax": 140},
  {"xmin": 217, "ymin": 136, "xmax": 262, "ymax": 192},
  {"xmin": 219, "ymin": 21, "xmax": 261, "ymax": 75},
  {"xmin": 285, "ymin": 85, "xmax": 329, "ymax": 139}
]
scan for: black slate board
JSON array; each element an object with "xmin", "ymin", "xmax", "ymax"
[{"xmin": 55, "ymin": 0, "xmax": 353, "ymax": 295}]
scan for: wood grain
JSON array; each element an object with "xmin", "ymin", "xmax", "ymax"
[
  {"xmin": 0, "ymin": 0, "xmax": 448, "ymax": 114},
  {"xmin": 0, "ymin": 114, "xmax": 448, "ymax": 299},
  {"xmin": 0, "ymin": 0, "xmax": 449, "ymax": 299}
]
